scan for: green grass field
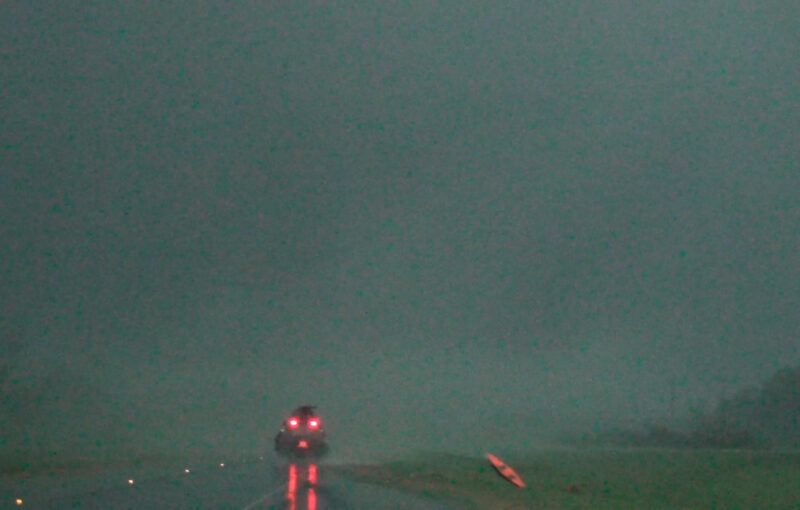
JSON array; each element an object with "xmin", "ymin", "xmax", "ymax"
[{"xmin": 336, "ymin": 449, "xmax": 800, "ymax": 509}]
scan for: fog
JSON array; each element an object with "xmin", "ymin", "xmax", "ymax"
[{"xmin": 2, "ymin": 1, "xmax": 798, "ymax": 463}]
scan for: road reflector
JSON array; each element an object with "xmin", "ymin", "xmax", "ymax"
[{"xmin": 486, "ymin": 453, "xmax": 526, "ymax": 487}]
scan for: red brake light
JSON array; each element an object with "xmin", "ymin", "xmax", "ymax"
[
  {"xmin": 308, "ymin": 418, "xmax": 319, "ymax": 429},
  {"xmin": 288, "ymin": 417, "xmax": 299, "ymax": 428}
]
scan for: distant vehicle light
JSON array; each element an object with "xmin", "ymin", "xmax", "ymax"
[
  {"xmin": 128, "ymin": 479, "xmax": 134, "ymax": 485},
  {"xmin": 275, "ymin": 405, "xmax": 328, "ymax": 459},
  {"xmin": 15, "ymin": 499, "xmax": 23, "ymax": 506},
  {"xmin": 219, "ymin": 462, "xmax": 225, "ymax": 467},
  {"xmin": 184, "ymin": 468, "xmax": 190, "ymax": 474}
]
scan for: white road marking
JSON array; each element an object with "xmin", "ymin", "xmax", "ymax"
[{"xmin": 240, "ymin": 481, "xmax": 288, "ymax": 510}]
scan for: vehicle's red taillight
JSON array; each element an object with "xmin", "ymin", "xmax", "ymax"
[
  {"xmin": 288, "ymin": 417, "xmax": 299, "ymax": 428},
  {"xmin": 308, "ymin": 418, "xmax": 319, "ymax": 429}
]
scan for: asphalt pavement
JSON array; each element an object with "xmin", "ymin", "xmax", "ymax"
[{"xmin": 1, "ymin": 456, "xmax": 454, "ymax": 509}]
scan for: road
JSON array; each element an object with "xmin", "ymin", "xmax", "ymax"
[{"xmin": 0, "ymin": 456, "xmax": 454, "ymax": 509}]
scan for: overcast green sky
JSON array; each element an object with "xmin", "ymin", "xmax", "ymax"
[{"xmin": 2, "ymin": 0, "xmax": 798, "ymax": 458}]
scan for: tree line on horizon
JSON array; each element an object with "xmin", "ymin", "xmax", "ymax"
[{"xmin": 576, "ymin": 364, "xmax": 800, "ymax": 449}]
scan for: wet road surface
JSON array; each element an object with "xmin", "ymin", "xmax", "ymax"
[{"xmin": 1, "ymin": 457, "xmax": 454, "ymax": 509}]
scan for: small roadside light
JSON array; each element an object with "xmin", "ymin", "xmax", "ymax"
[
  {"xmin": 184, "ymin": 468, "xmax": 190, "ymax": 474},
  {"xmin": 219, "ymin": 462, "xmax": 225, "ymax": 467},
  {"xmin": 128, "ymin": 479, "xmax": 134, "ymax": 485},
  {"xmin": 15, "ymin": 498, "xmax": 23, "ymax": 506}
]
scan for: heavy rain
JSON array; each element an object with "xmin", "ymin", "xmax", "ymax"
[{"xmin": 2, "ymin": 0, "xmax": 798, "ymax": 487}]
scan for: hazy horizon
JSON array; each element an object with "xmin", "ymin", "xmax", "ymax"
[{"xmin": 2, "ymin": 0, "xmax": 798, "ymax": 462}]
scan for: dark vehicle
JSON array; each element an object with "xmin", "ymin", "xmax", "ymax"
[{"xmin": 274, "ymin": 405, "xmax": 329, "ymax": 459}]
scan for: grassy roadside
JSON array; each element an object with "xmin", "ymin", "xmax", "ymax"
[
  {"xmin": 335, "ymin": 449, "xmax": 800, "ymax": 509},
  {"xmin": 0, "ymin": 452, "xmax": 113, "ymax": 477}
]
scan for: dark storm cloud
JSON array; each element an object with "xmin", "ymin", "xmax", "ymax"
[{"xmin": 2, "ymin": 0, "xmax": 798, "ymax": 458}]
